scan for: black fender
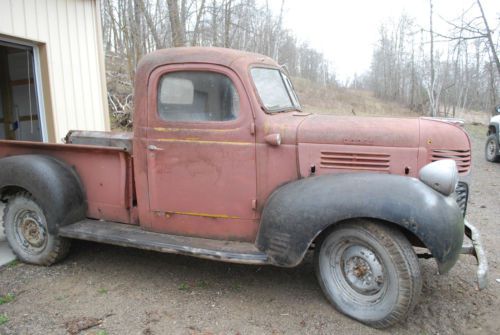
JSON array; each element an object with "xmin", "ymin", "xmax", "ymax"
[
  {"xmin": 0, "ymin": 155, "xmax": 87, "ymax": 233},
  {"xmin": 257, "ymin": 173, "xmax": 464, "ymax": 274}
]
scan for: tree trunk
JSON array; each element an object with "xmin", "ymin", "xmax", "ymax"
[
  {"xmin": 429, "ymin": 0, "xmax": 436, "ymax": 117},
  {"xmin": 191, "ymin": 0, "xmax": 207, "ymax": 46},
  {"xmin": 137, "ymin": 0, "xmax": 164, "ymax": 49},
  {"xmin": 167, "ymin": 0, "xmax": 186, "ymax": 47},
  {"xmin": 477, "ymin": 0, "xmax": 500, "ymax": 79}
]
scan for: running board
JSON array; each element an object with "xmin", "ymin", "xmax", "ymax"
[{"xmin": 59, "ymin": 219, "xmax": 268, "ymax": 265}]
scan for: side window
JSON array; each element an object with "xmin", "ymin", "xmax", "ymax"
[{"xmin": 157, "ymin": 71, "xmax": 240, "ymax": 122}]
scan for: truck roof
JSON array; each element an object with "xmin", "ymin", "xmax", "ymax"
[{"xmin": 137, "ymin": 47, "xmax": 279, "ymax": 76}]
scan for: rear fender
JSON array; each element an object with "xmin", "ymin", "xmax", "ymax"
[
  {"xmin": 0, "ymin": 155, "xmax": 87, "ymax": 233},
  {"xmin": 257, "ymin": 173, "xmax": 464, "ymax": 273}
]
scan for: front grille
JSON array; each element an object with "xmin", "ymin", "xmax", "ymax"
[
  {"xmin": 431, "ymin": 149, "xmax": 471, "ymax": 174},
  {"xmin": 320, "ymin": 151, "xmax": 391, "ymax": 172},
  {"xmin": 455, "ymin": 182, "xmax": 468, "ymax": 217}
]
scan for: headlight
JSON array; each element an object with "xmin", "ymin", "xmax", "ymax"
[{"xmin": 419, "ymin": 159, "xmax": 459, "ymax": 196}]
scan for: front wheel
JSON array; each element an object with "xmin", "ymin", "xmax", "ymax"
[
  {"xmin": 2, "ymin": 192, "xmax": 70, "ymax": 265},
  {"xmin": 485, "ymin": 134, "xmax": 500, "ymax": 162},
  {"xmin": 314, "ymin": 220, "xmax": 422, "ymax": 328}
]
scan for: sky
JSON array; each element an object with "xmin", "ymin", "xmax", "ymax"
[{"xmin": 267, "ymin": 0, "xmax": 499, "ymax": 82}]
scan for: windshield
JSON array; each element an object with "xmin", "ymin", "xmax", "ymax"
[{"xmin": 251, "ymin": 67, "xmax": 301, "ymax": 112}]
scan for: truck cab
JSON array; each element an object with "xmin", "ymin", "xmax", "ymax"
[{"xmin": 0, "ymin": 47, "xmax": 488, "ymax": 328}]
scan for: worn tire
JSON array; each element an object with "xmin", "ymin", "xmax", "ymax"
[
  {"xmin": 485, "ymin": 134, "xmax": 500, "ymax": 162},
  {"xmin": 3, "ymin": 192, "xmax": 70, "ymax": 265},
  {"xmin": 314, "ymin": 219, "xmax": 422, "ymax": 328}
]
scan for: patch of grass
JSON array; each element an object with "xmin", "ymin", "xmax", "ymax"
[
  {"xmin": 0, "ymin": 293, "xmax": 14, "ymax": 305},
  {"xmin": 196, "ymin": 280, "xmax": 208, "ymax": 289},
  {"xmin": 96, "ymin": 330, "xmax": 108, "ymax": 335},
  {"xmin": 98, "ymin": 288, "xmax": 108, "ymax": 295},
  {"xmin": 7, "ymin": 260, "xmax": 19, "ymax": 268},
  {"xmin": 0, "ymin": 314, "xmax": 8, "ymax": 326},
  {"xmin": 231, "ymin": 283, "xmax": 242, "ymax": 292},
  {"xmin": 178, "ymin": 283, "xmax": 190, "ymax": 291}
]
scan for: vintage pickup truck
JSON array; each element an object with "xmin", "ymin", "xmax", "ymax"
[{"xmin": 0, "ymin": 47, "xmax": 488, "ymax": 328}]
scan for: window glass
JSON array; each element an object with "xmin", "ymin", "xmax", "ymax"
[
  {"xmin": 251, "ymin": 68, "xmax": 295, "ymax": 111},
  {"xmin": 282, "ymin": 72, "xmax": 301, "ymax": 107},
  {"xmin": 158, "ymin": 71, "xmax": 240, "ymax": 122}
]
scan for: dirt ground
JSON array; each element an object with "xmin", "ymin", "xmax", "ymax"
[{"xmin": 0, "ymin": 124, "xmax": 499, "ymax": 335}]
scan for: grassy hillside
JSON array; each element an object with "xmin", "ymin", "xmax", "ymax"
[
  {"xmin": 293, "ymin": 78, "xmax": 491, "ymax": 125},
  {"xmin": 293, "ymin": 78, "xmax": 418, "ymax": 118}
]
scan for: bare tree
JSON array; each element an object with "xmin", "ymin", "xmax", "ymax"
[
  {"xmin": 167, "ymin": 0, "xmax": 186, "ymax": 47},
  {"xmin": 476, "ymin": 0, "xmax": 500, "ymax": 78}
]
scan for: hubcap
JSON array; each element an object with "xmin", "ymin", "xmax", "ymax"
[
  {"xmin": 342, "ymin": 245, "xmax": 384, "ymax": 294},
  {"xmin": 14, "ymin": 209, "xmax": 47, "ymax": 254}
]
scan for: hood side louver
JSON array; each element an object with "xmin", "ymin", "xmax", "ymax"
[
  {"xmin": 430, "ymin": 149, "xmax": 471, "ymax": 175},
  {"xmin": 320, "ymin": 151, "xmax": 391, "ymax": 172}
]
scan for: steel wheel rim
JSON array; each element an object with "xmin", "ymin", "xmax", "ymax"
[
  {"xmin": 322, "ymin": 239, "xmax": 388, "ymax": 304},
  {"xmin": 13, "ymin": 209, "xmax": 48, "ymax": 255}
]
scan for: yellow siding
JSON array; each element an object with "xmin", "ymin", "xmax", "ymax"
[{"xmin": 0, "ymin": 0, "xmax": 109, "ymax": 141}]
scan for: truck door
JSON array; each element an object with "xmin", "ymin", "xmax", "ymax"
[{"xmin": 145, "ymin": 64, "xmax": 258, "ymax": 241}]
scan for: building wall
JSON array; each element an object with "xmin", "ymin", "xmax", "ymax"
[{"xmin": 0, "ymin": 0, "xmax": 109, "ymax": 142}]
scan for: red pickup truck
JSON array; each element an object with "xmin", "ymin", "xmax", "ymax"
[{"xmin": 0, "ymin": 47, "xmax": 487, "ymax": 328}]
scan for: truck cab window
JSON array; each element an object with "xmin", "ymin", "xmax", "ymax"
[{"xmin": 158, "ymin": 71, "xmax": 240, "ymax": 122}]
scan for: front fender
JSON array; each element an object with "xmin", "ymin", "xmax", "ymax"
[
  {"xmin": 257, "ymin": 173, "xmax": 464, "ymax": 273},
  {"xmin": 488, "ymin": 122, "xmax": 500, "ymax": 143}
]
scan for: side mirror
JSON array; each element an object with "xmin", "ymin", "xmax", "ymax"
[{"xmin": 495, "ymin": 105, "xmax": 500, "ymax": 115}]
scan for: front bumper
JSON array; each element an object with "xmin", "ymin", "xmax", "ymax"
[
  {"xmin": 454, "ymin": 179, "xmax": 488, "ymax": 289},
  {"xmin": 461, "ymin": 219, "xmax": 488, "ymax": 289}
]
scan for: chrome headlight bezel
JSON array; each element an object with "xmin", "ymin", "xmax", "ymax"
[{"xmin": 419, "ymin": 159, "xmax": 459, "ymax": 196}]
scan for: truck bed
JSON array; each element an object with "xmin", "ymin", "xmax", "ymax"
[{"xmin": 0, "ymin": 133, "xmax": 135, "ymax": 224}]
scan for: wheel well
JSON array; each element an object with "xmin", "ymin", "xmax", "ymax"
[
  {"xmin": 0, "ymin": 186, "xmax": 30, "ymax": 202},
  {"xmin": 488, "ymin": 125, "xmax": 497, "ymax": 136},
  {"xmin": 312, "ymin": 218, "xmax": 426, "ymax": 249}
]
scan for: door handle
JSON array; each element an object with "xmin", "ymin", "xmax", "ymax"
[{"xmin": 147, "ymin": 144, "xmax": 164, "ymax": 151}]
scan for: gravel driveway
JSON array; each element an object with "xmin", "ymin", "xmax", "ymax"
[{"xmin": 0, "ymin": 124, "xmax": 498, "ymax": 335}]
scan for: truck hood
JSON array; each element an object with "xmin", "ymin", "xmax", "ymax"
[
  {"xmin": 491, "ymin": 115, "xmax": 500, "ymax": 123},
  {"xmin": 291, "ymin": 114, "xmax": 471, "ymax": 178},
  {"xmin": 297, "ymin": 114, "xmax": 420, "ymax": 147}
]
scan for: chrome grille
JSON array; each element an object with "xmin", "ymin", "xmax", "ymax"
[
  {"xmin": 455, "ymin": 182, "xmax": 468, "ymax": 217},
  {"xmin": 431, "ymin": 149, "xmax": 471, "ymax": 175}
]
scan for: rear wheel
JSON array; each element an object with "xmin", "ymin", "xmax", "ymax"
[
  {"xmin": 314, "ymin": 220, "xmax": 422, "ymax": 328},
  {"xmin": 2, "ymin": 192, "xmax": 70, "ymax": 265},
  {"xmin": 485, "ymin": 134, "xmax": 500, "ymax": 162}
]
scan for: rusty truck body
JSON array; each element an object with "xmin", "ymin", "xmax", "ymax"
[{"xmin": 0, "ymin": 47, "xmax": 487, "ymax": 328}]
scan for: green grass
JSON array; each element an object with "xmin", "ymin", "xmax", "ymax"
[
  {"xmin": 7, "ymin": 260, "xmax": 19, "ymax": 268},
  {"xmin": 98, "ymin": 288, "xmax": 108, "ymax": 295},
  {"xmin": 178, "ymin": 280, "xmax": 209, "ymax": 291},
  {"xmin": 178, "ymin": 283, "xmax": 190, "ymax": 291},
  {"xmin": 231, "ymin": 283, "xmax": 242, "ymax": 292},
  {"xmin": 96, "ymin": 330, "xmax": 108, "ymax": 335},
  {"xmin": 196, "ymin": 280, "xmax": 208, "ymax": 289},
  {"xmin": 0, "ymin": 293, "xmax": 14, "ymax": 305},
  {"xmin": 0, "ymin": 314, "xmax": 8, "ymax": 326}
]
